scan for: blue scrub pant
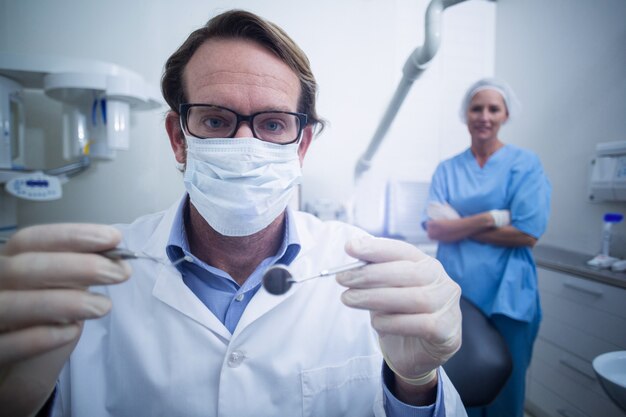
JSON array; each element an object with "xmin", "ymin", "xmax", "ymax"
[{"xmin": 466, "ymin": 313, "xmax": 541, "ymax": 417}]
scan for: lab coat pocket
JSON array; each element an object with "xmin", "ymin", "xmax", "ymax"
[{"xmin": 301, "ymin": 354, "xmax": 381, "ymax": 417}]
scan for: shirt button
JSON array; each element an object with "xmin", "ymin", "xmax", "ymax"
[
  {"xmin": 228, "ymin": 350, "xmax": 246, "ymax": 368},
  {"xmin": 235, "ymin": 293, "xmax": 244, "ymax": 302}
]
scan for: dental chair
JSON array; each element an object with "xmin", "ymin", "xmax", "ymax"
[{"xmin": 443, "ymin": 297, "xmax": 513, "ymax": 407}]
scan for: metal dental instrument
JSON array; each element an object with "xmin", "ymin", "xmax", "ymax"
[{"xmin": 263, "ymin": 260, "xmax": 368, "ymax": 295}]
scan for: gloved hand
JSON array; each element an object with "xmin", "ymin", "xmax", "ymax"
[
  {"xmin": 336, "ymin": 236, "xmax": 462, "ymax": 386},
  {"xmin": 0, "ymin": 223, "xmax": 130, "ymax": 416},
  {"xmin": 427, "ymin": 202, "xmax": 461, "ymax": 220},
  {"xmin": 489, "ymin": 209, "xmax": 511, "ymax": 228}
]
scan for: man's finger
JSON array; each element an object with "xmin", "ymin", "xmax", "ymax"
[
  {"xmin": 340, "ymin": 283, "xmax": 453, "ymax": 314},
  {"xmin": 344, "ymin": 236, "xmax": 428, "ymax": 264},
  {"xmin": 336, "ymin": 257, "xmax": 443, "ymax": 289},
  {"xmin": 0, "ymin": 290, "xmax": 112, "ymax": 331},
  {"xmin": 0, "ymin": 252, "xmax": 131, "ymax": 290},
  {"xmin": 0, "ymin": 324, "xmax": 80, "ymax": 366},
  {"xmin": 2, "ymin": 223, "xmax": 121, "ymax": 256}
]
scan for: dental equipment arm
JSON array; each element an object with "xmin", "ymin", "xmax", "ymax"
[{"xmin": 354, "ymin": 0, "xmax": 469, "ymax": 182}]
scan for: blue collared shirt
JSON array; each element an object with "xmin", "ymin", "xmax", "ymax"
[{"xmin": 166, "ymin": 198, "xmax": 444, "ymax": 416}]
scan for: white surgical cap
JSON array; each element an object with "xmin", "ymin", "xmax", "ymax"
[{"xmin": 458, "ymin": 78, "xmax": 521, "ymax": 124}]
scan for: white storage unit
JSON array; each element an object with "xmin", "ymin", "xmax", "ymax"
[
  {"xmin": 526, "ymin": 266, "xmax": 626, "ymax": 417},
  {"xmin": 589, "ymin": 141, "xmax": 626, "ymax": 202}
]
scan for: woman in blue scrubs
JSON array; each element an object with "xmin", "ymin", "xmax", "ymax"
[{"xmin": 423, "ymin": 78, "xmax": 551, "ymax": 417}]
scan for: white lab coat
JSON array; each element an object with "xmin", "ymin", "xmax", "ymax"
[{"xmin": 53, "ymin": 198, "xmax": 466, "ymax": 417}]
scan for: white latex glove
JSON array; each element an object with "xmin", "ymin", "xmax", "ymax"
[
  {"xmin": 336, "ymin": 236, "xmax": 462, "ymax": 386},
  {"xmin": 426, "ymin": 202, "xmax": 461, "ymax": 220},
  {"xmin": 0, "ymin": 224, "xmax": 131, "ymax": 416},
  {"xmin": 489, "ymin": 209, "xmax": 511, "ymax": 228}
]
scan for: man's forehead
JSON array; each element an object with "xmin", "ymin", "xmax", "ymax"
[
  {"xmin": 183, "ymin": 39, "xmax": 301, "ymax": 101},
  {"xmin": 197, "ymin": 70, "xmax": 297, "ymax": 92}
]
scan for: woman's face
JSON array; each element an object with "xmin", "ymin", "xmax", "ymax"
[{"xmin": 466, "ymin": 89, "xmax": 509, "ymax": 142}]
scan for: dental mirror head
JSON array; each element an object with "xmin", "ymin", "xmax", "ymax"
[{"xmin": 263, "ymin": 264, "xmax": 294, "ymax": 295}]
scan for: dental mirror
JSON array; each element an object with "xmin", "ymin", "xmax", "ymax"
[{"xmin": 263, "ymin": 260, "xmax": 368, "ymax": 295}]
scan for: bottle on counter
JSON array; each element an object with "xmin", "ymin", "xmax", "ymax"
[
  {"xmin": 601, "ymin": 213, "xmax": 623, "ymax": 257},
  {"xmin": 587, "ymin": 212, "xmax": 624, "ymax": 269}
]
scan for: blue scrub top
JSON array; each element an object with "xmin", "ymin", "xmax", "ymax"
[{"xmin": 424, "ymin": 144, "xmax": 551, "ymax": 322}]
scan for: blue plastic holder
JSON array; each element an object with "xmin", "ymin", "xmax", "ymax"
[{"xmin": 604, "ymin": 213, "xmax": 624, "ymax": 223}]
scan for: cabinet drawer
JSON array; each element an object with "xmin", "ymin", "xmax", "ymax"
[
  {"xmin": 526, "ymin": 380, "xmax": 590, "ymax": 417},
  {"xmin": 529, "ymin": 339, "xmax": 626, "ymax": 417},
  {"xmin": 538, "ymin": 268, "xmax": 626, "ymax": 319},
  {"xmin": 540, "ymin": 287, "xmax": 626, "ymax": 349},
  {"xmin": 532, "ymin": 338, "xmax": 603, "ymax": 397},
  {"xmin": 538, "ymin": 314, "xmax": 622, "ymax": 362}
]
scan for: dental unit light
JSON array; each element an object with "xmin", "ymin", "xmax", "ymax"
[{"xmin": 354, "ymin": 0, "xmax": 470, "ymax": 182}]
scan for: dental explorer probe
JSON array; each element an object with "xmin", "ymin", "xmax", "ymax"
[{"xmin": 263, "ymin": 260, "xmax": 368, "ymax": 295}]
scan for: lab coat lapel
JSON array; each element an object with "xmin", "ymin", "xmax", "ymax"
[
  {"xmin": 232, "ymin": 287, "xmax": 292, "ymax": 337},
  {"xmin": 232, "ymin": 215, "xmax": 321, "ymax": 336},
  {"xmin": 135, "ymin": 195, "xmax": 183, "ymax": 261},
  {"xmin": 136, "ymin": 195, "xmax": 232, "ymax": 340},
  {"xmin": 233, "ymin": 256, "xmax": 313, "ymax": 337},
  {"xmin": 152, "ymin": 264, "xmax": 231, "ymax": 340}
]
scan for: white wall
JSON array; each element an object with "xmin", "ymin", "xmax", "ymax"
[
  {"xmin": 494, "ymin": 0, "xmax": 626, "ymax": 258},
  {"xmin": 0, "ymin": 0, "xmax": 495, "ymax": 230}
]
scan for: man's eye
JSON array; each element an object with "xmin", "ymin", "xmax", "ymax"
[
  {"xmin": 209, "ymin": 118, "xmax": 222, "ymax": 127},
  {"xmin": 203, "ymin": 117, "xmax": 227, "ymax": 129},
  {"xmin": 263, "ymin": 120, "xmax": 284, "ymax": 131}
]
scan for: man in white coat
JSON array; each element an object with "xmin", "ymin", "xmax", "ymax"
[{"xmin": 0, "ymin": 9, "xmax": 466, "ymax": 417}]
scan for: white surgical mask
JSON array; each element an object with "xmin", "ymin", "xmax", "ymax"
[{"xmin": 183, "ymin": 136, "xmax": 302, "ymax": 236}]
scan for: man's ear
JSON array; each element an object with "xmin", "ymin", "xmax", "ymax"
[
  {"xmin": 165, "ymin": 111, "xmax": 186, "ymax": 164},
  {"xmin": 297, "ymin": 125, "xmax": 314, "ymax": 165}
]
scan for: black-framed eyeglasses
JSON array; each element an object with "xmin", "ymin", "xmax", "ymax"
[{"xmin": 179, "ymin": 103, "xmax": 308, "ymax": 144}]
